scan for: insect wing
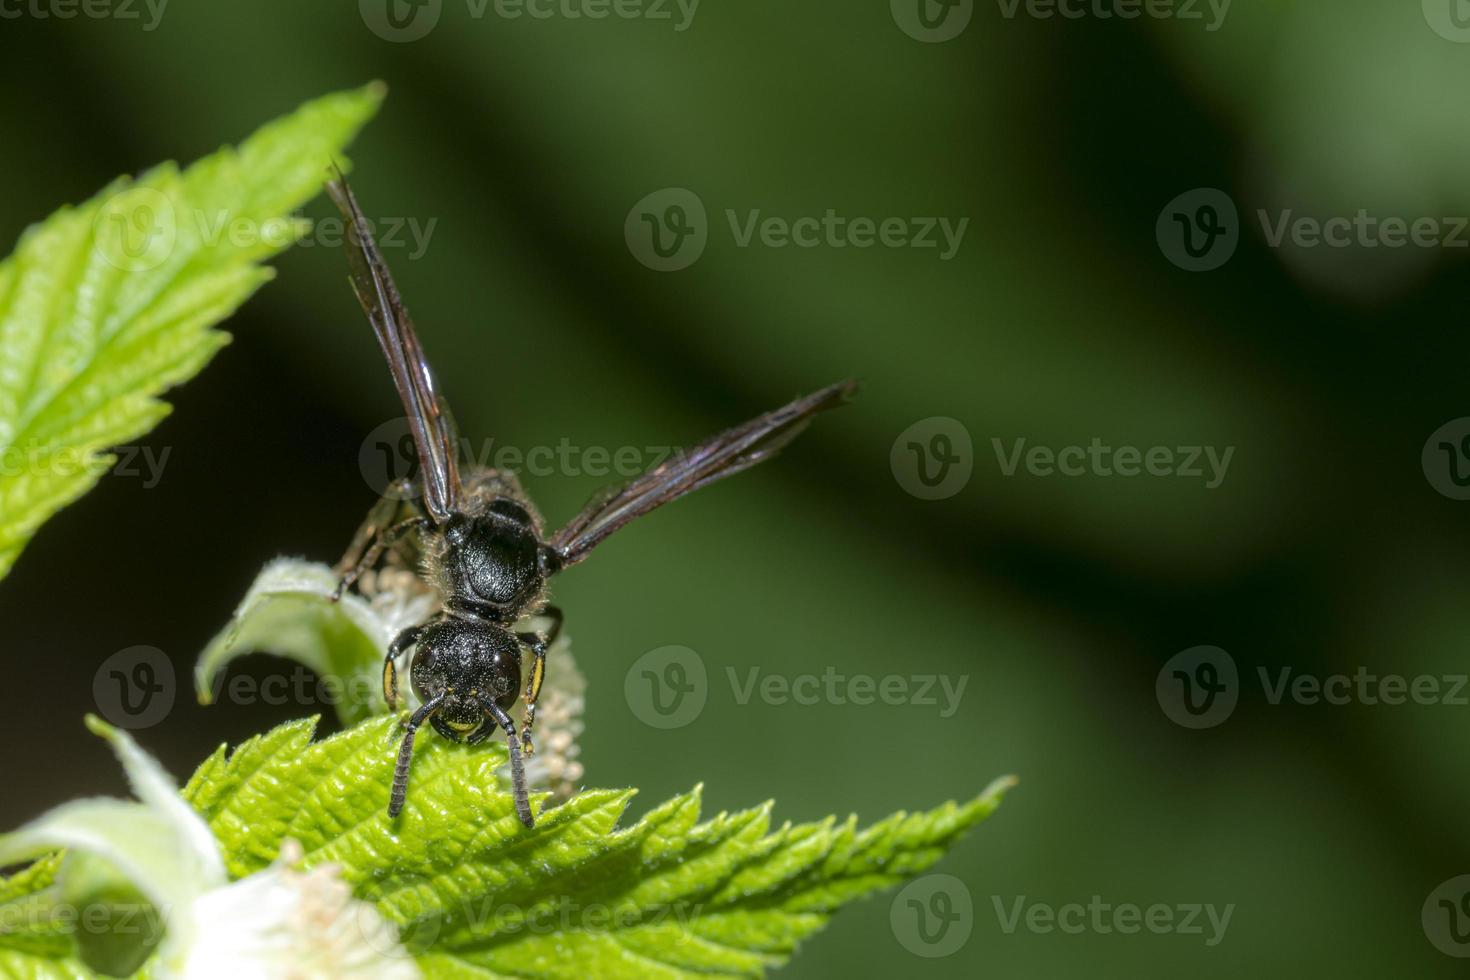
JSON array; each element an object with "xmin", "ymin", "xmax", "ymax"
[
  {"xmin": 327, "ymin": 173, "xmax": 462, "ymax": 522},
  {"xmin": 548, "ymin": 380, "xmax": 857, "ymax": 566}
]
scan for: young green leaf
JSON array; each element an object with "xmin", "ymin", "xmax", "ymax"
[
  {"xmin": 0, "ymin": 83, "xmax": 385, "ymax": 583},
  {"xmin": 195, "ymin": 559, "xmax": 426, "ymax": 726},
  {"xmin": 181, "ymin": 715, "xmax": 1013, "ymax": 978}
]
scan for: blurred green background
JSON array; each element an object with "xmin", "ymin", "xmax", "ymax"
[{"xmin": 4, "ymin": 0, "xmax": 1470, "ymax": 976}]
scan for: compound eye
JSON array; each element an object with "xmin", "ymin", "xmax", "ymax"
[{"xmin": 410, "ymin": 648, "xmax": 446, "ymax": 702}]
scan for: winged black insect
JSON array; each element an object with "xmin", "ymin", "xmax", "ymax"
[{"xmin": 326, "ymin": 173, "xmax": 856, "ymax": 828}]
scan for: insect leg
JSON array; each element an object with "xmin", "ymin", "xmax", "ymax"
[
  {"xmin": 484, "ymin": 702, "xmax": 534, "ymax": 828},
  {"xmin": 514, "ymin": 605, "xmax": 564, "ymax": 756},
  {"xmin": 389, "ymin": 693, "xmax": 444, "ymax": 818},
  {"xmin": 540, "ymin": 605, "xmax": 564, "ymax": 644},
  {"xmin": 333, "ymin": 515, "xmax": 432, "ymax": 601},
  {"xmin": 335, "ymin": 479, "xmax": 414, "ymax": 574},
  {"xmin": 382, "ymin": 624, "xmax": 424, "ymax": 711},
  {"xmin": 513, "ymin": 631, "xmax": 547, "ymax": 757}
]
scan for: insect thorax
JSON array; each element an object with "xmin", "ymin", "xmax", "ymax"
[{"xmin": 426, "ymin": 469, "xmax": 548, "ymax": 622}]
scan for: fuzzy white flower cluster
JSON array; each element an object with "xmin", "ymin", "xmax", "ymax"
[{"xmin": 181, "ymin": 841, "xmax": 419, "ymax": 980}]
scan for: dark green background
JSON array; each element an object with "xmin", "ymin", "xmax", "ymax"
[{"xmin": 3, "ymin": 1, "xmax": 1469, "ymax": 976}]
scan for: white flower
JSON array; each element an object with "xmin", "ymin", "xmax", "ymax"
[
  {"xmin": 180, "ymin": 841, "xmax": 420, "ymax": 980},
  {"xmin": 0, "ymin": 720, "xmax": 420, "ymax": 980}
]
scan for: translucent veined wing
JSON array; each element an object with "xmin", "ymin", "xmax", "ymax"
[
  {"xmin": 548, "ymin": 380, "xmax": 858, "ymax": 567},
  {"xmin": 327, "ymin": 172, "xmax": 461, "ymax": 522}
]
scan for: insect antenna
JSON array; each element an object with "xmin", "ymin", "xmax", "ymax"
[{"xmin": 389, "ymin": 694, "xmax": 444, "ymax": 818}]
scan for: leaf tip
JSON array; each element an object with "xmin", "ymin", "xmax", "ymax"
[
  {"xmin": 83, "ymin": 713, "xmax": 115, "ymax": 741},
  {"xmin": 982, "ymin": 774, "xmax": 1019, "ymax": 801}
]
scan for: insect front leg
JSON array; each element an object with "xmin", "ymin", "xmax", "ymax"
[
  {"xmin": 514, "ymin": 606, "xmax": 561, "ymax": 756},
  {"xmin": 484, "ymin": 701, "xmax": 534, "ymax": 828},
  {"xmin": 382, "ymin": 623, "xmax": 424, "ymax": 711},
  {"xmin": 333, "ymin": 513, "xmax": 432, "ymax": 601},
  {"xmin": 389, "ymin": 693, "xmax": 444, "ymax": 818},
  {"xmin": 335, "ymin": 479, "xmax": 414, "ymax": 574}
]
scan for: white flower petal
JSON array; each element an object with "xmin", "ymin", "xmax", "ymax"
[{"xmin": 180, "ymin": 841, "xmax": 421, "ymax": 980}]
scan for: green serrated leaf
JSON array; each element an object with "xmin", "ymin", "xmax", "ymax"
[
  {"xmin": 179, "ymin": 717, "xmax": 1013, "ymax": 979},
  {"xmin": 0, "ymin": 83, "xmax": 386, "ymax": 583},
  {"xmin": 0, "ymin": 856, "xmax": 80, "ymax": 966}
]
